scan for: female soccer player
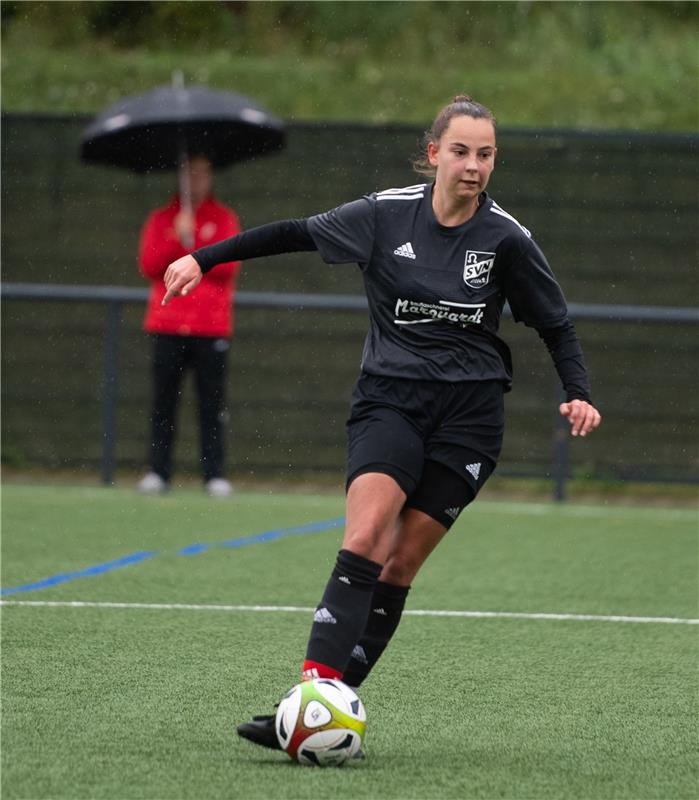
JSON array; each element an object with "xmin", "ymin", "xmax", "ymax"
[{"xmin": 162, "ymin": 95, "xmax": 602, "ymax": 752}]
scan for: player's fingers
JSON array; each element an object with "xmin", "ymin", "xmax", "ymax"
[
  {"xmin": 163, "ymin": 266, "xmax": 184, "ymax": 295},
  {"xmin": 559, "ymin": 400, "xmax": 585, "ymax": 436},
  {"xmin": 569, "ymin": 403, "xmax": 586, "ymax": 436},
  {"xmin": 560, "ymin": 401, "xmax": 602, "ymax": 436},
  {"xmin": 180, "ymin": 275, "xmax": 202, "ymax": 297},
  {"xmin": 164, "ymin": 256, "xmax": 197, "ymax": 291},
  {"xmin": 580, "ymin": 407, "xmax": 602, "ymax": 436},
  {"xmin": 161, "ymin": 286, "xmax": 179, "ymax": 306},
  {"xmin": 576, "ymin": 403, "xmax": 596, "ymax": 436}
]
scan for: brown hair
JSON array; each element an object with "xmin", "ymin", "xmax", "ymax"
[{"xmin": 413, "ymin": 94, "xmax": 497, "ymax": 176}]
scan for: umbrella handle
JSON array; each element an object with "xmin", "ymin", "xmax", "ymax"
[
  {"xmin": 173, "ymin": 73, "xmax": 194, "ymax": 248},
  {"xmin": 172, "ymin": 69, "xmax": 194, "ymax": 250},
  {"xmin": 178, "ymin": 152, "xmax": 195, "ymax": 249}
]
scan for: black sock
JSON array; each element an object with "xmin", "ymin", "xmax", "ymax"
[
  {"xmin": 304, "ymin": 549, "xmax": 382, "ymax": 675},
  {"xmin": 342, "ymin": 580, "xmax": 410, "ymax": 688}
]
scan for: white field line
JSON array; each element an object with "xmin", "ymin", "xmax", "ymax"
[
  {"xmin": 472, "ymin": 502, "xmax": 698, "ymax": 520},
  {"xmin": 6, "ymin": 485, "xmax": 696, "ymax": 520},
  {"xmin": 1, "ymin": 600, "xmax": 697, "ymax": 625}
]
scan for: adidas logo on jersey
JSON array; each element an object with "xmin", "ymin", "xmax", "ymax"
[
  {"xmin": 350, "ymin": 644, "xmax": 369, "ymax": 664},
  {"xmin": 465, "ymin": 462, "xmax": 482, "ymax": 480},
  {"xmin": 373, "ymin": 607, "xmax": 388, "ymax": 616},
  {"xmin": 394, "ymin": 242, "xmax": 416, "ymax": 259},
  {"xmin": 444, "ymin": 506, "xmax": 462, "ymax": 520},
  {"xmin": 313, "ymin": 607, "xmax": 337, "ymax": 624}
]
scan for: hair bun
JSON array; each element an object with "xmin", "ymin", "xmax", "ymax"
[{"xmin": 453, "ymin": 94, "xmax": 473, "ymax": 104}]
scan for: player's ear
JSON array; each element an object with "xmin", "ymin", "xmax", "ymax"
[{"xmin": 427, "ymin": 140, "xmax": 439, "ymax": 168}]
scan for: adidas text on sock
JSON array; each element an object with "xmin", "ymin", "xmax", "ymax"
[{"xmin": 304, "ymin": 549, "xmax": 382, "ymax": 674}]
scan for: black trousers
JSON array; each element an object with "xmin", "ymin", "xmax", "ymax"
[{"xmin": 148, "ymin": 333, "xmax": 229, "ymax": 482}]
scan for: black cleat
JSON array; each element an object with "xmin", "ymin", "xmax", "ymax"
[
  {"xmin": 236, "ymin": 714, "xmax": 281, "ymax": 750},
  {"xmin": 236, "ymin": 712, "xmax": 366, "ymax": 760}
]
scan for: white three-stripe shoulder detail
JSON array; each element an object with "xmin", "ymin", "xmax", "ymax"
[{"xmin": 376, "ymin": 184, "xmax": 426, "ymax": 201}]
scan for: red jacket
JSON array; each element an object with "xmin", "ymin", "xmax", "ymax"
[{"xmin": 139, "ymin": 195, "xmax": 241, "ymax": 337}]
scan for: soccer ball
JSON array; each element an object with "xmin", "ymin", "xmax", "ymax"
[{"xmin": 275, "ymin": 678, "xmax": 366, "ymax": 766}]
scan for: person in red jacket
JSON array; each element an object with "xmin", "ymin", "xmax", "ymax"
[{"xmin": 137, "ymin": 154, "xmax": 241, "ymax": 496}]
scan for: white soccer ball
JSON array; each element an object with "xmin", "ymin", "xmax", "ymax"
[{"xmin": 275, "ymin": 678, "xmax": 366, "ymax": 766}]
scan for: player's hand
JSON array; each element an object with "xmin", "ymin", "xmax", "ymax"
[
  {"xmin": 559, "ymin": 400, "xmax": 602, "ymax": 437},
  {"xmin": 162, "ymin": 254, "xmax": 202, "ymax": 305}
]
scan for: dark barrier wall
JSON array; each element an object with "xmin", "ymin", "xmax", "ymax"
[{"xmin": 2, "ymin": 114, "xmax": 698, "ymax": 483}]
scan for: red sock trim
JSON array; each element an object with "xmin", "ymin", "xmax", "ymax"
[{"xmin": 302, "ymin": 660, "xmax": 343, "ymax": 681}]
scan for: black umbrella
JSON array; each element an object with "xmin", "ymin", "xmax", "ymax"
[
  {"xmin": 80, "ymin": 83, "xmax": 286, "ymax": 173},
  {"xmin": 81, "ymin": 81, "xmax": 285, "ymax": 246}
]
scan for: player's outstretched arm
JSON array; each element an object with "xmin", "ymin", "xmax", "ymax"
[
  {"xmin": 161, "ymin": 218, "xmax": 318, "ymax": 307},
  {"xmin": 559, "ymin": 399, "xmax": 601, "ymax": 437},
  {"xmin": 162, "ymin": 254, "xmax": 202, "ymax": 305}
]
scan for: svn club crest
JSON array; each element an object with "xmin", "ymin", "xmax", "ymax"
[{"xmin": 463, "ymin": 251, "xmax": 495, "ymax": 289}]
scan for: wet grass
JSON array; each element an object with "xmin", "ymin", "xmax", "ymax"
[{"xmin": 2, "ymin": 483, "xmax": 697, "ymax": 798}]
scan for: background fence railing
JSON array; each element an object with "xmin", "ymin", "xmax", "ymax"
[
  {"xmin": 2, "ymin": 282, "xmax": 697, "ymax": 499},
  {"xmin": 2, "ymin": 115, "xmax": 698, "ymax": 496}
]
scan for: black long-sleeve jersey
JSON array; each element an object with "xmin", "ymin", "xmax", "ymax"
[{"xmin": 194, "ymin": 183, "xmax": 591, "ymax": 401}]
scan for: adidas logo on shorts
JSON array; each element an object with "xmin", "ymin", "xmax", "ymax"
[
  {"xmin": 313, "ymin": 607, "xmax": 337, "ymax": 624},
  {"xmin": 394, "ymin": 241, "xmax": 416, "ymax": 259},
  {"xmin": 465, "ymin": 462, "xmax": 482, "ymax": 480},
  {"xmin": 444, "ymin": 506, "xmax": 462, "ymax": 520}
]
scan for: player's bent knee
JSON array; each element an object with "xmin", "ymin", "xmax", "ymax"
[
  {"xmin": 381, "ymin": 554, "xmax": 420, "ymax": 586},
  {"xmin": 342, "ymin": 527, "xmax": 390, "ymax": 562}
]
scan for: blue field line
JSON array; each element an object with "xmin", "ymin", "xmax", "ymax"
[
  {"xmin": 0, "ymin": 517, "xmax": 346, "ymax": 596},
  {"xmin": 0, "ymin": 551, "xmax": 158, "ymax": 596},
  {"xmin": 178, "ymin": 517, "xmax": 346, "ymax": 555}
]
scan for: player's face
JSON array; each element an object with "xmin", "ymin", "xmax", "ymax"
[{"xmin": 428, "ymin": 116, "xmax": 497, "ymax": 201}]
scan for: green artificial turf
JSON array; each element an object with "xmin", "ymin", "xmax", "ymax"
[{"xmin": 2, "ymin": 484, "xmax": 697, "ymax": 799}]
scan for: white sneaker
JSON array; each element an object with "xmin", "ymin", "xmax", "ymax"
[
  {"xmin": 205, "ymin": 478, "xmax": 233, "ymax": 498},
  {"xmin": 137, "ymin": 472, "xmax": 168, "ymax": 494}
]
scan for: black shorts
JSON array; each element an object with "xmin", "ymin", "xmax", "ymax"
[{"xmin": 346, "ymin": 373, "xmax": 504, "ymax": 526}]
